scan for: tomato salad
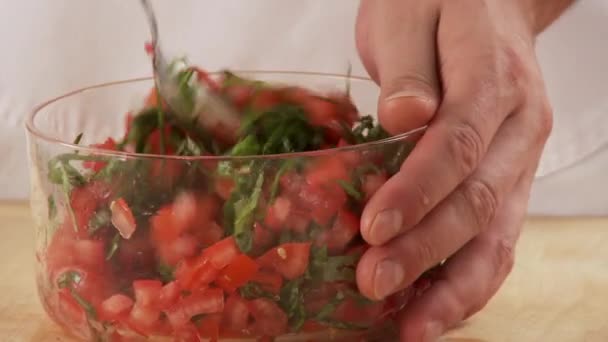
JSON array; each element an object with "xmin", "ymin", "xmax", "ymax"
[{"xmin": 40, "ymin": 66, "xmax": 436, "ymax": 341}]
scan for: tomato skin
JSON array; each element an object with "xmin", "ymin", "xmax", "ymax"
[
  {"xmin": 251, "ymin": 90, "xmax": 281, "ymax": 111},
  {"xmin": 222, "ymin": 295, "xmax": 250, "ymax": 333},
  {"xmin": 100, "ymin": 294, "xmax": 134, "ymax": 321},
  {"xmin": 157, "ymin": 234, "xmax": 199, "ymax": 266},
  {"xmin": 165, "ymin": 288, "xmax": 225, "ymax": 328},
  {"xmin": 303, "ymin": 96, "xmax": 339, "ymax": 127},
  {"xmin": 247, "ymin": 298, "xmax": 288, "ymax": 336},
  {"xmin": 299, "ymin": 182, "xmax": 347, "ymax": 226},
  {"xmin": 257, "ymin": 242, "xmax": 311, "ymax": 280},
  {"xmin": 215, "ymin": 254, "xmax": 260, "ymax": 293},
  {"xmin": 225, "ymin": 85, "xmax": 253, "ymax": 109},
  {"xmin": 175, "ymin": 258, "xmax": 219, "ymax": 290},
  {"xmin": 128, "ymin": 303, "xmax": 161, "ymax": 332},
  {"xmin": 133, "ymin": 280, "xmax": 163, "ymax": 307},
  {"xmin": 252, "ymin": 222, "xmax": 275, "ymax": 254},
  {"xmin": 69, "ymin": 181, "xmax": 111, "ymax": 233}
]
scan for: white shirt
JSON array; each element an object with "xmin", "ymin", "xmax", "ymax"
[{"xmin": 1, "ymin": 0, "xmax": 606, "ymax": 216}]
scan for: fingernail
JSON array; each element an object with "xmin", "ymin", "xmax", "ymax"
[
  {"xmin": 373, "ymin": 259, "xmax": 404, "ymax": 299},
  {"xmin": 369, "ymin": 209, "xmax": 403, "ymax": 244},
  {"xmin": 385, "ymin": 90, "xmax": 433, "ymax": 102},
  {"xmin": 423, "ymin": 322, "xmax": 443, "ymax": 342}
]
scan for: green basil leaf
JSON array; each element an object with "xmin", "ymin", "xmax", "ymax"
[{"xmin": 233, "ymin": 172, "xmax": 265, "ymax": 252}]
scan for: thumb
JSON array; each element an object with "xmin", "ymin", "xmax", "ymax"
[{"xmin": 361, "ymin": 0, "xmax": 441, "ymax": 135}]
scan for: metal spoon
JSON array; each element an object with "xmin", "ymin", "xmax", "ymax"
[{"xmin": 139, "ymin": 0, "xmax": 241, "ymax": 140}]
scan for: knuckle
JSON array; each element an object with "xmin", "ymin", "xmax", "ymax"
[
  {"xmin": 460, "ymin": 178, "xmax": 499, "ymax": 232},
  {"xmin": 447, "ymin": 120, "xmax": 485, "ymax": 175},
  {"xmin": 493, "ymin": 236, "xmax": 516, "ymax": 276},
  {"xmin": 499, "ymin": 45, "xmax": 529, "ymax": 100}
]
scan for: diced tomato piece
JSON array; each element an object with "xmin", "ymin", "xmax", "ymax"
[
  {"xmin": 196, "ymin": 313, "xmax": 222, "ymax": 341},
  {"xmin": 100, "ymin": 294, "xmax": 134, "ymax": 321},
  {"xmin": 83, "ymin": 138, "xmax": 117, "ymax": 172},
  {"xmin": 128, "ymin": 303, "xmax": 161, "ymax": 332},
  {"xmin": 172, "ymin": 323, "xmax": 201, "ymax": 342},
  {"xmin": 215, "ymin": 177, "xmax": 235, "ymax": 200},
  {"xmin": 110, "ymin": 198, "xmax": 136, "ymax": 239},
  {"xmin": 133, "ymin": 280, "xmax": 163, "ymax": 307},
  {"xmin": 252, "ymin": 223, "xmax": 275, "ymax": 254},
  {"xmin": 157, "ymin": 234, "xmax": 199, "ymax": 266},
  {"xmin": 73, "ymin": 239, "xmax": 105, "ymax": 269},
  {"xmin": 69, "ymin": 181, "xmax": 111, "ymax": 232},
  {"xmin": 299, "ymin": 182, "xmax": 347, "ymax": 226},
  {"xmin": 193, "ymin": 221, "xmax": 224, "ymax": 247},
  {"xmin": 215, "ymin": 254, "xmax": 260, "ymax": 293},
  {"xmin": 302, "ymin": 320, "xmax": 325, "ymax": 332},
  {"xmin": 285, "ymin": 210, "xmax": 310, "ymax": 234},
  {"xmin": 165, "ymin": 288, "xmax": 225, "ymax": 328},
  {"xmin": 158, "ymin": 281, "xmax": 181, "ymax": 310},
  {"xmin": 305, "ymin": 157, "xmax": 349, "ymax": 187},
  {"xmin": 251, "ymin": 90, "xmax": 281, "ymax": 111},
  {"xmin": 263, "ymin": 196, "xmax": 292, "ymax": 231},
  {"xmin": 302, "ymin": 96, "xmax": 338, "ymax": 127},
  {"xmin": 191, "ymin": 67, "xmax": 221, "ymax": 92},
  {"xmin": 172, "ymin": 192, "xmax": 198, "ymax": 228},
  {"xmin": 202, "ymin": 237, "xmax": 240, "ymax": 270},
  {"xmin": 150, "ymin": 205, "xmax": 189, "ymax": 243},
  {"xmin": 225, "ymin": 85, "xmax": 253, "ymax": 109},
  {"xmin": 249, "ymin": 270, "xmax": 283, "ymax": 295},
  {"xmin": 175, "ymin": 257, "xmax": 219, "ymax": 290},
  {"xmin": 362, "ymin": 172, "xmax": 388, "ymax": 202},
  {"xmin": 222, "ymin": 295, "xmax": 250, "ymax": 333},
  {"xmin": 323, "ymin": 209, "xmax": 360, "ymax": 253},
  {"xmin": 247, "ymin": 298, "xmax": 288, "ymax": 336},
  {"xmin": 257, "ymin": 242, "xmax": 311, "ymax": 280}
]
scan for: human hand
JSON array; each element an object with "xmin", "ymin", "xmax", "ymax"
[{"xmin": 355, "ymin": 0, "xmax": 571, "ymax": 340}]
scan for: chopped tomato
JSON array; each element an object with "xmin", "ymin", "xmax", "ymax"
[
  {"xmin": 252, "ymin": 223, "xmax": 275, "ymax": 254},
  {"xmin": 249, "ymin": 270, "xmax": 283, "ymax": 295},
  {"xmin": 158, "ymin": 281, "xmax": 181, "ymax": 310},
  {"xmin": 222, "ymin": 295, "xmax": 250, "ymax": 333},
  {"xmin": 284, "ymin": 210, "xmax": 310, "ymax": 234},
  {"xmin": 100, "ymin": 294, "xmax": 134, "ymax": 321},
  {"xmin": 165, "ymin": 288, "xmax": 225, "ymax": 328},
  {"xmin": 247, "ymin": 298, "xmax": 288, "ymax": 336},
  {"xmin": 175, "ymin": 257, "xmax": 219, "ymax": 290},
  {"xmin": 193, "ymin": 221, "xmax": 224, "ymax": 247},
  {"xmin": 263, "ymin": 196, "xmax": 292, "ymax": 231},
  {"xmin": 305, "ymin": 157, "xmax": 349, "ymax": 187},
  {"xmin": 196, "ymin": 313, "xmax": 222, "ymax": 341},
  {"xmin": 215, "ymin": 177, "xmax": 235, "ymax": 200},
  {"xmin": 133, "ymin": 280, "xmax": 163, "ymax": 307},
  {"xmin": 215, "ymin": 254, "xmax": 259, "ymax": 293},
  {"xmin": 251, "ymin": 90, "xmax": 281, "ymax": 111},
  {"xmin": 128, "ymin": 303, "xmax": 161, "ymax": 332},
  {"xmin": 157, "ymin": 234, "xmax": 199, "ymax": 266},
  {"xmin": 172, "ymin": 323, "xmax": 201, "ymax": 342},
  {"xmin": 202, "ymin": 237, "xmax": 240, "ymax": 270},
  {"xmin": 332, "ymin": 298, "xmax": 385, "ymax": 325},
  {"xmin": 150, "ymin": 205, "xmax": 190, "ymax": 243},
  {"xmin": 83, "ymin": 138, "xmax": 117, "ymax": 172},
  {"xmin": 225, "ymin": 85, "xmax": 253, "ymax": 109},
  {"xmin": 53, "ymin": 267, "xmax": 108, "ymax": 307},
  {"xmin": 57, "ymin": 287, "xmax": 88, "ymax": 327},
  {"xmin": 298, "ymin": 182, "xmax": 347, "ymax": 226},
  {"xmin": 190, "ymin": 66, "xmax": 221, "ymax": 92},
  {"xmin": 257, "ymin": 242, "xmax": 311, "ymax": 280},
  {"xmin": 301, "ymin": 320, "xmax": 325, "ymax": 332},
  {"xmin": 323, "ymin": 209, "xmax": 360, "ymax": 253},
  {"xmin": 69, "ymin": 181, "xmax": 111, "ymax": 233},
  {"xmin": 73, "ymin": 239, "xmax": 105, "ymax": 269},
  {"xmin": 362, "ymin": 173, "xmax": 388, "ymax": 202},
  {"xmin": 110, "ymin": 198, "xmax": 136, "ymax": 239},
  {"xmin": 302, "ymin": 96, "xmax": 338, "ymax": 127}
]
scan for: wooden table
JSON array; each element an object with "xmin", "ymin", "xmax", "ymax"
[{"xmin": 1, "ymin": 202, "xmax": 607, "ymax": 342}]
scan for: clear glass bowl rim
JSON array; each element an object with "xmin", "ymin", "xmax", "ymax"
[{"xmin": 25, "ymin": 70, "xmax": 427, "ymax": 161}]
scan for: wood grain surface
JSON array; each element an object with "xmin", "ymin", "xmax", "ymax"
[{"xmin": 0, "ymin": 202, "xmax": 606, "ymax": 342}]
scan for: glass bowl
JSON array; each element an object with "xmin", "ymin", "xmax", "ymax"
[{"xmin": 25, "ymin": 71, "xmax": 430, "ymax": 341}]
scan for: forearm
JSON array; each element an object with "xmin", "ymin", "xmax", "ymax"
[{"xmin": 526, "ymin": 0, "xmax": 577, "ymax": 34}]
